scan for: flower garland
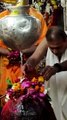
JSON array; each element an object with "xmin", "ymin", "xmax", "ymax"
[
  {"xmin": 7, "ymin": 50, "xmax": 21, "ymax": 65},
  {"xmin": 5, "ymin": 76, "xmax": 47, "ymax": 102}
]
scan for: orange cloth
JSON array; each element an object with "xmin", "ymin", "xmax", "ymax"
[
  {"xmin": 29, "ymin": 7, "xmax": 47, "ymax": 45},
  {"xmin": 0, "ymin": 8, "xmax": 47, "ymax": 96},
  {"xmin": 0, "ymin": 10, "xmax": 10, "ymax": 19}
]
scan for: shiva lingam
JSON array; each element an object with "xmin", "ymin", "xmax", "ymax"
[{"xmin": 0, "ymin": 0, "xmax": 41, "ymax": 51}]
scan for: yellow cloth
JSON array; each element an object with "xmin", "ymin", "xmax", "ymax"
[{"xmin": 1, "ymin": 0, "xmax": 16, "ymax": 4}]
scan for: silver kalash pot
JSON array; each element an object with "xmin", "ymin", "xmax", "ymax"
[{"xmin": 0, "ymin": 0, "xmax": 41, "ymax": 50}]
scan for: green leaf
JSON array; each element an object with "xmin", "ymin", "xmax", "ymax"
[{"xmin": 6, "ymin": 78, "xmax": 12, "ymax": 85}]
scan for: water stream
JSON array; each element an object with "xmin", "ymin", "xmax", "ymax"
[{"xmin": 20, "ymin": 51, "xmax": 23, "ymax": 73}]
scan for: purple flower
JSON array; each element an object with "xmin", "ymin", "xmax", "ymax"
[{"xmin": 21, "ymin": 81, "xmax": 31, "ymax": 89}]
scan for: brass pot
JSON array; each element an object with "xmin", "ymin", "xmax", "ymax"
[{"xmin": 0, "ymin": 5, "xmax": 41, "ymax": 50}]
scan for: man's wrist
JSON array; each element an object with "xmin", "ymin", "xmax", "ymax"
[{"xmin": 53, "ymin": 63, "xmax": 62, "ymax": 73}]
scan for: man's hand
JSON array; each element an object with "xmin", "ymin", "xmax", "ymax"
[
  {"xmin": 22, "ymin": 63, "xmax": 34, "ymax": 77},
  {"xmin": 40, "ymin": 65, "xmax": 58, "ymax": 80},
  {"xmin": 0, "ymin": 47, "xmax": 10, "ymax": 55}
]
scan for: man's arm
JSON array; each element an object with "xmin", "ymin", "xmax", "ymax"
[
  {"xmin": 40, "ymin": 61, "xmax": 67, "ymax": 80},
  {"xmin": 22, "ymin": 38, "xmax": 48, "ymax": 76},
  {"xmin": 26, "ymin": 38, "xmax": 48, "ymax": 67},
  {"xmin": 0, "ymin": 47, "xmax": 10, "ymax": 55},
  {"xmin": 21, "ymin": 44, "xmax": 37, "ymax": 55},
  {"xmin": 56, "ymin": 61, "xmax": 67, "ymax": 71}
]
